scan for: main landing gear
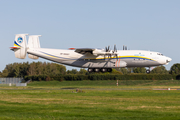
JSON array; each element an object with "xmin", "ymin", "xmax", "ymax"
[{"xmin": 88, "ymin": 68, "xmax": 112, "ymax": 73}]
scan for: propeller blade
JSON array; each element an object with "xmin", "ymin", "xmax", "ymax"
[
  {"xmin": 105, "ymin": 45, "xmax": 110, "ymax": 52},
  {"xmin": 114, "ymin": 44, "xmax": 117, "ymax": 52},
  {"xmin": 107, "ymin": 46, "xmax": 110, "ymax": 52}
]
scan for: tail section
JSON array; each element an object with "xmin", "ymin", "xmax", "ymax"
[
  {"xmin": 28, "ymin": 35, "xmax": 41, "ymax": 59},
  {"xmin": 11, "ymin": 34, "xmax": 42, "ymax": 60},
  {"xmin": 11, "ymin": 34, "xmax": 28, "ymax": 59}
]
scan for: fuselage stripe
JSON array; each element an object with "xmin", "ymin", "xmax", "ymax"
[
  {"xmin": 38, "ymin": 51, "xmax": 156, "ymax": 62},
  {"xmin": 14, "ymin": 41, "xmax": 21, "ymax": 47}
]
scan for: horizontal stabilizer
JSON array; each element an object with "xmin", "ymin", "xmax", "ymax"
[{"xmin": 10, "ymin": 47, "xmax": 20, "ymax": 51}]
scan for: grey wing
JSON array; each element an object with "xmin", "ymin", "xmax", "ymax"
[{"xmin": 75, "ymin": 48, "xmax": 95, "ymax": 55}]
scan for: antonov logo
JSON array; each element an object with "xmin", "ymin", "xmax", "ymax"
[{"xmin": 17, "ymin": 37, "xmax": 23, "ymax": 44}]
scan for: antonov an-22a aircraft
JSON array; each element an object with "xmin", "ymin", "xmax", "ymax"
[{"xmin": 10, "ymin": 34, "xmax": 172, "ymax": 73}]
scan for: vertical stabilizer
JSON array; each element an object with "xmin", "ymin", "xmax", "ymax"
[
  {"xmin": 13, "ymin": 34, "xmax": 28, "ymax": 59},
  {"xmin": 28, "ymin": 35, "xmax": 41, "ymax": 59}
]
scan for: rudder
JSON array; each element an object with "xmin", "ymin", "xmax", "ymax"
[{"xmin": 12, "ymin": 34, "xmax": 28, "ymax": 59}]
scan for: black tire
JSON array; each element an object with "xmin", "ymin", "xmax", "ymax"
[
  {"xmin": 88, "ymin": 68, "xmax": 93, "ymax": 73},
  {"xmin": 107, "ymin": 68, "xmax": 112, "ymax": 72},
  {"xmin": 100, "ymin": 68, "xmax": 107, "ymax": 72},
  {"xmin": 93, "ymin": 68, "xmax": 100, "ymax": 72},
  {"xmin": 146, "ymin": 70, "xmax": 150, "ymax": 74}
]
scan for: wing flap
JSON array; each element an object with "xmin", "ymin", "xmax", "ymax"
[
  {"xmin": 74, "ymin": 48, "xmax": 95, "ymax": 54},
  {"xmin": 74, "ymin": 48, "xmax": 110, "ymax": 56}
]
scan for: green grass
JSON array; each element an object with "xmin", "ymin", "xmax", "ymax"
[
  {"xmin": 0, "ymin": 80, "xmax": 180, "ymax": 120},
  {"xmin": 27, "ymin": 80, "xmax": 180, "ymax": 88}
]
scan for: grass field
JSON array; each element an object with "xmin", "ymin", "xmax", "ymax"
[{"xmin": 0, "ymin": 80, "xmax": 180, "ymax": 120}]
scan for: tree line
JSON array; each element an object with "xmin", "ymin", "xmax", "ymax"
[{"xmin": 0, "ymin": 62, "xmax": 180, "ymax": 77}]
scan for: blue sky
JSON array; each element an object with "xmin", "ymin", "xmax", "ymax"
[{"xmin": 0, "ymin": 0, "xmax": 180, "ymax": 71}]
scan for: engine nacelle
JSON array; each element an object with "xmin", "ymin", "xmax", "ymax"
[
  {"xmin": 93, "ymin": 49, "xmax": 117, "ymax": 56},
  {"xmin": 93, "ymin": 49, "xmax": 106, "ymax": 56}
]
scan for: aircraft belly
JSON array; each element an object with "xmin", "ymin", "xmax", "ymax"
[
  {"xmin": 71, "ymin": 60, "xmax": 108, "ymax": 68},
  {"xmin": 70, "ymin": 59, "xmax": 160, "ymax": 68},
  {"xmin": 71, "ymin": 59, "xmax": 127, "ymax": 68},
  {"xmin": 125, "ymin": 59, "xmax": 160, "ymax": 67}
]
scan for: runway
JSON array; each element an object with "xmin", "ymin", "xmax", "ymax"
[{"xmin": 0, "ymin": 87, "xmax": 180, "ymax": 90}]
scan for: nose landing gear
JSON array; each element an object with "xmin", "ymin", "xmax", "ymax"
[
  {"xmin": 146, "ymin": 67, "xmax": 151, "ymax": 74},
  {"xmin": 146, "ymin": 70, "xmax": 150, "ymax": 74}
]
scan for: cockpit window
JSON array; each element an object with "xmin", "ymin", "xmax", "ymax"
[{"xmin": 157, "ymin": 53, "xmax": 163, "ymax": 56}]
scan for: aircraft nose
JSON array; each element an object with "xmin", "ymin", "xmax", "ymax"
[{"xmin": 166, "ymin": 57, "xmax": 172, "ymax": 64}]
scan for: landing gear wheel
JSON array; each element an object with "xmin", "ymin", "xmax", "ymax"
[
  {"xmin": 107, "ymin": 68, "xmax": 112, "ymax": 72},
  {"xmin": 88, "ymin": 68, "xmax": 93, "ymax": 73},
  {"xmin": 146, "ymin": 70, "xmax": 150, "ymax": 74},
  {"xmin": 100, "ymin": 68, "xmax": 107, "ymax": 72},
  {"xmin": 93, "ymin": 68, "xmax": 100, "ymax": 72}
]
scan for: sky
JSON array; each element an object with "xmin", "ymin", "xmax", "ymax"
[{"xmin": 0, "ymin": 0, "xmax": 180, "ymax": 71}]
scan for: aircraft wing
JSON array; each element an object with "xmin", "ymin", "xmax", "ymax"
[
  {"xmin": 73, "ymin": 48, "xmax": 114, "ymax": 56},
  {"xmin": 74, "ymin": 48, "xmax": 95, "ymax": 55}
]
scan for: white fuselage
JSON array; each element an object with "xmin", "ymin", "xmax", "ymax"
[
  {"xmin": 27, "ymin": 48, "xmax": 172, "ymax": 68},
  {"xmin": 12, "ymin": 34, "xmax": 172, "ymax": 70}
]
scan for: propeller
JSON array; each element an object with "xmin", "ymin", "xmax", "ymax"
[
  {"xmin": 105, "ymin": 46, "xmax": 110, "ymax": 52},
  {"xmin": 113, "ymin": 44, "xmax": 117, "ymax": 53},
  {"xmin": 104, "ymin": 46, "xmax": 110, "ymax": 60},
  {"xmin": 104, "ymin": 45, "xmax": 118, "ymax": 61},
  {"xmin": 113, "ymin": 44, "xmax": 118, "ymax": 60},
  {"xmin": 123, "ymin": 45, "xmax": 128, "ymax": 50}
]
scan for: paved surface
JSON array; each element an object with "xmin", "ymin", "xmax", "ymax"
[{"xmin": 0, "ymin": 87, "xmax": 180, "ymax": 90}]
